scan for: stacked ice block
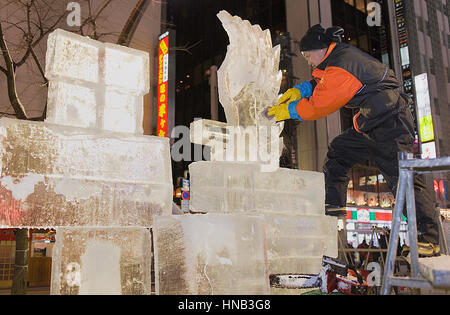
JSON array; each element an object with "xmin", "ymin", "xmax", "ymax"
[
  {"xmin": 45, "ymin": 29, "xmax": 149, "ymax": 134},
  {"xmin": 153, "ymin": 214, "xmax": 269, "ymax": 295},
  {"xmin": 51, "ymin": 227, "xmax": 152, "ymax": 295},
  {"xmin": 0, "ymin": 118, "xmax": 172, "ymax": 228},
  {"xmin": 189, "ymin": 162, "xmax": 338, "ymax": 275},
  {"xmin": 0, "ymin": 29, "xmax": 172, "ymax": 294}
]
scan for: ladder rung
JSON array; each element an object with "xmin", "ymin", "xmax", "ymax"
[
  {"xmin": 418, "ymin": 255, "xmax": 450, "ymax": 289},
  {"xmin": 399, "ymin": 156, "xmax": 450, "ymax": 172},
  {"xmin": 386, "ymin": 276, "xmax": 433, "ymax": 289}
]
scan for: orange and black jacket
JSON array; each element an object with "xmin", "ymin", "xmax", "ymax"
[{"xmin": 292, "ymin": 42, "xmax": 411, "ymax": 133}]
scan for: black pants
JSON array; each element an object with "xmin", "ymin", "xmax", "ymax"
[{"xmin": 323, "ymin": 110, "xmax": 439, "ymax": 244}]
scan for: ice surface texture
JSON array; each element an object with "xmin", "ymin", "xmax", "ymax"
[
  {"xmin": 189, "ymin": 161, "xmax": 325, "ymax": 214},
  {"xmin": 153, "ymin": 214, "xmax": 269, "ymax": 295},
  {"xmin": 216, "ymin": 10, "xmax": 282, "ymax": 128},
  {"xmin": 50, "ymin": 227, "xmax": 152, "ymax": 295},
  {"xmin": 45, "ymin": 29, "xmax": 150, "ymax": 134},
  {"xmin": 0, "ymin": 117, "xmax": 172, "ymax": 228},
  {"xmin": 189, "ymin": 161, "xmax": 338, "ymax": 275},
  {"xmin": 189, "ymin": 11, "xmax": 284, "ymax": 164}
]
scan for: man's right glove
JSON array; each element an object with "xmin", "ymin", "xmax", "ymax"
[{"xmin": 268, "ymin": 81, "xmax": 313, "ymax": 122}]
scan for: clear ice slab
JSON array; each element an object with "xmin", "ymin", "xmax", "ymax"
[
  {"xmin": 0, "ymin": 117, "xmax": 172, "ymax": 228},
  {"xmin": 153, "ymin": 214, "xmax": 269, "ymax": 295},
  {"xmin": 50, "ymin": 227, "xmax": 152, "ymax": 295},
  {"xmin": 190, "ymin": 119, "xmax": 283, "ymax": 168},
  {"xmin": 45, "ymin": 29, "xmax": 150, "ymax": 134},
  {"xmin": 189, "ymin": 161, "xmax": 325, "ymax": 215},
  {"xmin": 264, "ymin": 214, "xmax": 338, "ymax": 274}
]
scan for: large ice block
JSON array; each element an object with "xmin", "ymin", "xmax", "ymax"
[
  {"xmin": 264, "ymin": 214, "xmax": 338, "ymax": 274},
  {"xmin": 0, "ymin": 117, "xmax": 171, "ymax": 183},
  {"xmin": 50, "ymin": 227, "xmax": 152, "ymax": 295},
  {"xmin": 153, "ymin": 214, "xmax": 269, "ymax": 295},
  {"xmin": 0, "ymin": 117, "xmax": 172, "ymax": 228},
  {"xmin": 44, "ymin": 29, "xmax": 149, "ymax": 134},
  {"xmin": 0, "ymin": 177, "xmax": 170, "ymax": 228},
  {"xmin": 189, "ymin": 161, "xmax": 325, "ymax": 215}
]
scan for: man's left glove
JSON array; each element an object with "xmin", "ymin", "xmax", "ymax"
[{"xmin": 267, "ymin": 101, "xmax": 291, "ymax": 122}]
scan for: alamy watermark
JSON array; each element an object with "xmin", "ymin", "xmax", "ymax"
[
  {"xmin": 171, "ymin": 124, "xmax": 281, "ymax": 173},
  {"xmin": 367, "ymin": 2, "xmax": 382, "ymax": 27},
  {"xmin": 66, "ymin": 2, "xmax": 81, "ymax": 27}
]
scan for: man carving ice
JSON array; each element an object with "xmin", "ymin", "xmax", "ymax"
[{"xmin": 268, "ymin": 24, "xmax": 440, "ymax": 257}]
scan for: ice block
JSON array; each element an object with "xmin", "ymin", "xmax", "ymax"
[
  {"xmin": 50, "ymin": 227, "xmax": 152, "ymax": 295},
  {"xmin": 0, "ymin": 117, "xmax": 172, "ymax": 228},
  {"xmin": 189, "ymin": 161, "xmax": 325, "ymax": 215},
  {"xmin": 189, "ymin": 161, "xmax": 338, "ymax": 275},
  {"xmin": 264, "ymin": 214, "xmax": 338, "ymax": 274},
  {"xmin": 153, "ymin": 214, "xmax": 269, "ymax": 295},
  {"xmin": 0, "ymin": 118, "xmax": 171, "ymax": 183},
  {"xmin": 190, "ymin": 119, "xmax": 283, "ymax": 167},
  {"xmin": 45, "ymin": 29, "xmax": 149, "ymax": 134},
  {"xmin": 0, "ymin": 177, "xmax": 170, "ymax": 228}
]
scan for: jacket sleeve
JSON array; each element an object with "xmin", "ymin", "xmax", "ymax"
[{"xmin": 294, "ymin": 66, "xmax": 363, "ymax": 121}]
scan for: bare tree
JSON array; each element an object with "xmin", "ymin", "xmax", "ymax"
[{"xmin": 0, "ymin": 0, "xmax": 152, "ymax": 294}]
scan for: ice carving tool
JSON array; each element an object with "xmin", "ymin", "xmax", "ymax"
[
  {"xmin": 262, "ymin": 107, "xmax": 273, "ymax": 119},
  {"xmin": 263, "ymin": 99, "xmax": 289, "ymax": 120},
  {"xmin": 269, "ymin": 256, "xmax": 368, "ymax": 295}
]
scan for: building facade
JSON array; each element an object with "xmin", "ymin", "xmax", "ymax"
[
  {"xmin": 285, "ymin": 0, "xmax": 449, "ymax": 209},
  {"xmin": 400, "ymin": 0, "xmax": 450, "ymax": 207},
  {"xmin": 166, "ymin": 0, "xmax": 449, "ymax": 221},
  {"xmin": 284, "ymin": 0, "xmax": 449, "ymax": 247}
]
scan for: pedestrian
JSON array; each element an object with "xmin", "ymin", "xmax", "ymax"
[{"xmin": 268, "ymin": 24, "xmax": 440, "ymax": 257}]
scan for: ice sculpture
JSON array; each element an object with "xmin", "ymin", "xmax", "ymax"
[
  {"xmin": 51, "ymin": 227, "xmax": 152, "ymax": 295},
  {"xmin": 153, "ymin": 214, "xmax": 269, "ymax": 295},
  {"xmin": 216, "ymin": 10, "xmax": 281, "ymax": 127},
  {"xmin": 0, "ymin": 29, "xmax": 172, "ymax": 294},
  {"xmin": 190, "ymin": 11, "xmax": 284, "ymax": 167},
  {"xmin": 186, "ymin": 11, "xmax": 338, "ymax": 280}
]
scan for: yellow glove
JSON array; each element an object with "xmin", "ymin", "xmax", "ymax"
[
  {"xmin": 278, "ymin": 88, "xmax": 302, "ymax": 105},
  {"xmin": 267, "ymin": 102, "xmax": 290, "ymax": 122}
]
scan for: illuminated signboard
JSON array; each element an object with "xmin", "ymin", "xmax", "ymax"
[
  {"xmin": 414, "ymin": 73, "xmax": 435, "ymax": 143},
  {"xmin": 422, "ymin": 141, "xmax": 436, "ymax": 159},
  {"xmin": 395, "ymin": 0, "xmax": 417, "ymax": 134},
  {"xmin": 157, "ymin": 32, "xmax": 169, "ymax": 137}
]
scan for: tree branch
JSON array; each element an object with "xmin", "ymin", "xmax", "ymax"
[
  {"xmin": 117, "ymin": 0, "xmax": 151, "ymax": 47},
  {"xmin": 0, "ymin": 21, "xmax": 28, "ymax": 119}
]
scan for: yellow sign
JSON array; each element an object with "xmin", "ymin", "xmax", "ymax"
[{"xmin": 419, "ymin": 115, "xmax": 434, "ymax": 143}]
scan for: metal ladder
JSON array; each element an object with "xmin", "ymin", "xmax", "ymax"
[{"xmin": 381, "ymin": 154, "xmax": 450, "ymax": 294}]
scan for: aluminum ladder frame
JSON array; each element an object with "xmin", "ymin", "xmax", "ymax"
[{"xmin": 381, "ymin": 155, "xmax": 450, "ymax": 295}]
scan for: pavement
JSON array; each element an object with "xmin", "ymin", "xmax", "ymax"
[{"xmin": 0, "ymin": 286, "xmax": 50, "ymax": 295}]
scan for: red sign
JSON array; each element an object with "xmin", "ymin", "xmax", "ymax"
[
  {"xmin": 181, "ymin": 191, "xmax": 190, "ymax": 200},
  {"xmin": 0, "ymin": 229, "xmax": 15, "ymax": 241},
  {"xmin": 157, "ymin": 32, "xmax": 169, "ymax": 138}
]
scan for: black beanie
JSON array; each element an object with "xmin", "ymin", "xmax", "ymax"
[{"xmin": 300, "ymin": 24, "xmax": 344, "ymax": 52}]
